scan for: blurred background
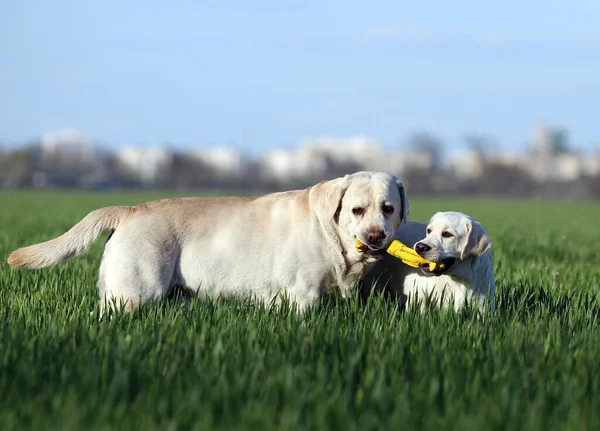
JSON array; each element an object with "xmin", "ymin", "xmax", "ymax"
[{"xmin": 1, "ymin": 0, "xmax": 599, "ymax": 198}]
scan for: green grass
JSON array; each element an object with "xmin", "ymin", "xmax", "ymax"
[{"xmin": 1, "ymin": 190, "xmax": 600, "ymax": 430}]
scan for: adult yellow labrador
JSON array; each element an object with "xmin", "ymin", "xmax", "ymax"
[{"xmin": 8, "ymin": 171, "xmax": 409, "ymax": 314}]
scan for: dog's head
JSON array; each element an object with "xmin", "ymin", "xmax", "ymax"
[
  {"xmin": 310, "ymin": 171, "xmax": 409, "ymax": 262},
  {"xmin": 414, "ymin": 211, "xmax": 492, "ymax": 276}
]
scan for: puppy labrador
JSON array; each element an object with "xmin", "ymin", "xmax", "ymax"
[
  {"xmin": 8, "ymin": 171, "xmax": 409, "ymax": 314},
  {"xmin": 362, "ymin": 211, "xmax": 495, "ymax": 312}
]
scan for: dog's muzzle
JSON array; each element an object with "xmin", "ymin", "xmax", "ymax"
[
  {"xmin": 355, "ymin": 238, "xmax": 388, "ymax": 259},
  {"xmin": 419, "ymin": 258, "xmax": 456, "ymax": 276}
]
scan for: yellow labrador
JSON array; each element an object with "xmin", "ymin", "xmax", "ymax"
[
  {"xmin": 362, "ymin": 211, "xmax": 495, "ymax": 312},
  {"xmin": 8, "ymin": 171, "xmax": 409, "ymax": 314}
]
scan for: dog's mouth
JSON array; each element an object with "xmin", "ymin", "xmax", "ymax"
[
  {"xmin": 355, "ymin": 238, "xmax": 389, "ymax": 259},
  {"xmin": 363, "ymin": 245, "xmax": 387, "ymax": 258},
  {"xmin": 420, "ymin": 258, "xmax": 456, "ymax": 276}
]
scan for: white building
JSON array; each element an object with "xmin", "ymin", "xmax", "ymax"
[
  {"xmin": 531, "ymin": 124, "xmax": 568, "ymax": 155},
  {"xmin": 581, "ymin": 153, "xmax": 600, "ymax": 177},
  {"xmin": 262, "ymin": 148, "xmax": 322, "ymax": 181},
  {"xmin": 553, "ymin": 153, "xmax": 583, "ymax": 182},
  {"xmin": 262, "ymin": 136, "xmax": 395, "ymax": 181},
  {"xmin": 446, "ymin": 150, "xmax": 486, "ymax": 180},
  {"xmin": 261, "ymin": 135, "xmax": 440, "ymax": 183},
  {"xmin": 115, "ymin": 146, "xmax": 173, "ymax": 183},
  {"xmin": 193, "ymin": 146, "xmax": 247, "ymax": 177},
  {"xmin": 301, "ymin": 135, "xmax": 388, "ymax": 171},
  {"xmin": 41, "ymin": 128, "xmax": 97, "ymax": 171},
  {"xmin": 529, "ymin": 124, "xmax": 573, "ymax": 181}
]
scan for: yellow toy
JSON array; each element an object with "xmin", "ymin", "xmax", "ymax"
[{"xmin": 355, "ymin": 238, "xmax": 446, "ymax": 271}]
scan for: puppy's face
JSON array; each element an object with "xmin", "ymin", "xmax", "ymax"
[
  {"xmin": 414, "ymin": 211, "xmax": 492, "ymax": 276},
  {"xmin": 338, "ymin": 172, "xmax": 409, "ymax": 261}
]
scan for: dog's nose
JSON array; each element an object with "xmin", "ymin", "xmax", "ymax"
[
  {"xmin": 415, "ymin": 242, "xmax": 431, "ymax": 255},
  {"xmin": 366, "ymin": 229, "xmax": 385, "ymax": 245}
]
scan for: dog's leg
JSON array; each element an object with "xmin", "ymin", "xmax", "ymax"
[
  {"xmin": 279, "ymin": 281, "xmax": 321, "ymax": 313},
  {"xmin": 98, "ymin": 232, "xmax": 178, "ymax": 316}
]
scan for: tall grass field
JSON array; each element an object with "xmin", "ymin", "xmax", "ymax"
[{"xmin": 1, "ymin": 191, "xmax": 600, "ymax": 430}]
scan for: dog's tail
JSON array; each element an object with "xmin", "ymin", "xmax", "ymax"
[{"xmin": 7, "ymin": 206, "xmax": 133, "ymax": 269}]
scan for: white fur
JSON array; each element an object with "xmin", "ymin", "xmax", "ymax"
[
  {"xmin": 362, "ymin": 211, "xmax": 495, "ymax": 312},
  {"xmin": 8, "ymin": 171, "xmax": 409, "ymax": 315}
]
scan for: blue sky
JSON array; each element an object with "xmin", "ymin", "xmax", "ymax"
[{"xmin": 1, "ymin": 0, "xmax": 599, "ymax": 155}]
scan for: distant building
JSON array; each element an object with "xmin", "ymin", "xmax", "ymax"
[
  {"xmin": 446, "ymin": 150, "xmax": 486, "ymax": 179},
  {"xmin": 193, "ymin": 146, "xmax": 247, "ymax": 177},
  {"xmin": 115, "ymin": 146, "xmax": 173, "ymax": 184},
  {"xmin": 262, "ymin": 147, "xmax": 328, "ymax": 181},
  {"xmin": 529, "ymin": 124, "xmax": 572, "ymax": 181},
  {"xmin": 301, "ymin": 135, "xmax": 387, "ymax": 171},
  {"xmin": 495, "ymin": 152, "xmax": 526, "ymax": 169},
  {"xmin": 553, "ymin": 153, "xmax": 583, "ymax": 182},
  {"xmin": 531, "ymin": 124, "xmax": 568, "ymax": 155},
  {"xmin": 41, "ymin": 128, "xmax": 97, "ymax": 172},
  {"xmin": 30, "ymin": 128, "xmax": 100, "ymax": 187},
  {"xmin": 263, "ymin": 136, "xmax": 392, "ymax": 181},
  {"xmin": 581, "ymin": 153, "xmax": 600, "ymax": 177},
  {"xmin": 261, "ymin": 135, "xmax": 440, "ymax": 183}
]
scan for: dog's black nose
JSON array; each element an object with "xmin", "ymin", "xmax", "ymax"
[
  {"xmin": 415, "ymin": 242, "xmax": 431, "ymax": 255},
  {"xmin": 366, "ymin": 230, "xmax": 385, "ymax": 245}
]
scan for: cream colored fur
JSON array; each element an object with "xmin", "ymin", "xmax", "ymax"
[
  {"xmin": 362, "ymin": 211, "xmax": 495, "ymax": 312},
  {"xmin": 8, "ymin": 171, "xmax": 409, "ymax": 315}
]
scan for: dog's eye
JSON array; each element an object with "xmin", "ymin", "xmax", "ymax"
[
  {"xmin": 382, "ymin": 204, "xmax": 394, "ymax": 215},
  {"xmin": 442, "ymin": 231, "xmax": 454, "ymax": 238},
  {"xmin": 426, "ymin": 228, "xmax": 432, "ymax": 235},
  {"xmin": 352, "ymin": 207, "xmax": 364, "ymax": 216}
]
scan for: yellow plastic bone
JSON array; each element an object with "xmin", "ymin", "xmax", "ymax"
[{"xmin": 355, "ymin": 238, "xmax": 445, "ymax": 271}]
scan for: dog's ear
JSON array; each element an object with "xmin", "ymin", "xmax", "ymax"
[
  {"xmin": 309, "ymin": 175, "xmax": 351, "ymax": 223},
  {"xmin": 460, "ymin": 219, "xmax": 492, "ymax": 260},
  {"xmin": 395, "ymin": 177, "xmax": 410, "ymax": 223}
]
